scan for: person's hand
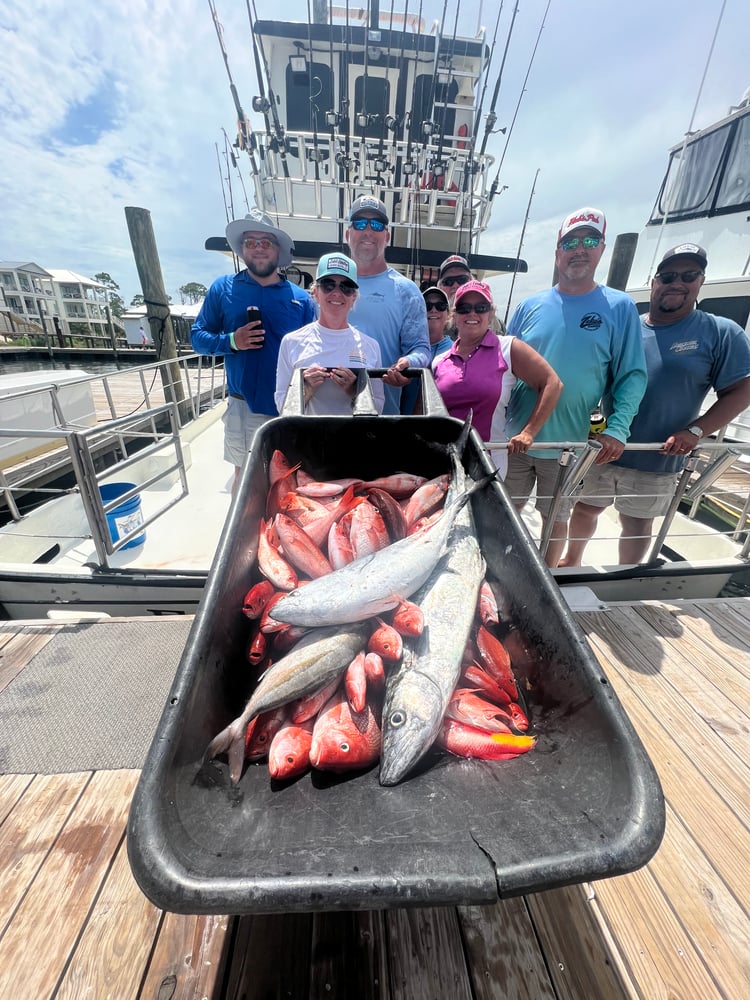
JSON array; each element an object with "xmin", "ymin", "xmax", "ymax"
[
  {"xmin": 233, "ymin": 317, "xmax": 265, "ymax": 350},
  {"xmin": 507, "ymin": 430, "xmax": 533, "ymax": 454},
  {"xmin": 303, "ymin": 364, "xmax": 329, "ymax": 399},
  {"xmin": 662, "ymin": 430, "xmax": 699, "ymax": 456},
  {"xmin": 327, "ymin": 366, "xmax": 358, "ymax": 394},
  {"xmin": 593, "ymin": 433, "xmax": 625, "ymax": 464},
  {"xmin": 383, "ymin": 357, "xmax": 410, "ymax": 387}
]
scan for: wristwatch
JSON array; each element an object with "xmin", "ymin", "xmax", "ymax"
[{"xmin": 687, "ymin": 425, "xmax": 704, "ymax": 439}]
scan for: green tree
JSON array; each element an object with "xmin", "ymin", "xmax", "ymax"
[
  {"xmin": 94, "ymin": 271, "xmax": 125, "ymax": 318},
  {"xmin": 179, "ymin": 282, "xmax": 207, "ymax": 305},
  {"xmin": 130, "ymin": 293, "xmax": 145, "ymax": 307}
]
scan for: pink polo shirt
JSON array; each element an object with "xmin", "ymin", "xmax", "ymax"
[{"xmin": 432, "ymin": 331, "xmax": 516, "ymax": 441}]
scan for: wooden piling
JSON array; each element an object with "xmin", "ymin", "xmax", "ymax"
[
  {"xmin": 606, "ymin": 233, "xmax": 638, "ymax": 291},
  {"xmin": 125, "ymin": 207, "xmax": 187, "ymax": 418}
]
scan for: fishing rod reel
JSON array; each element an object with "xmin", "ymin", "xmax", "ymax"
[{"xmin": 252, "ymin": 96, "xmax": 271, "ymax": 115}]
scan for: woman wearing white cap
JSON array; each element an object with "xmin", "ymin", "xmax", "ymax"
[
  {"xmin": 275, "ymin": 253, "xmax": 385, "ymax": 414},
  {"xmin": 433, "ymin": 280, "xmax": 562, "ymax": 477}
]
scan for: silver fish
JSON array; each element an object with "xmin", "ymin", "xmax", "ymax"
[
  {"xmin": 206, "ymin": 622, "xmax": 368, "ymax": 783},
  {"xmin": 269, "ymin": 469, "xmax": 493, "ymax": 628},
  {"xmin": 380, "ymin": 457, "xmax": 485, "ymax": 785}
]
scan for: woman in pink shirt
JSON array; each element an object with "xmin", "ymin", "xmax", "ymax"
[{"xmin": 432, "ymin": 280, "xmax": 562, "ymax": 476}]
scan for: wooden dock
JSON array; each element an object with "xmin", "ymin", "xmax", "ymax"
[{"xmin": 1, "ymin": 598, "xmax": 748, "ymax": 998}]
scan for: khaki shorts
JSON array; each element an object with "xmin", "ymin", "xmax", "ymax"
[
  {"xmin": 223, "ymin": 396, "xmax": 272, "ymax": 468},
  {"xmin": 504, "ymin": 453, "xmax": 581, "ymax": 521},
  {"xmin": 577, "ymin": 463, "xmax": 680, "ymax": 519}
]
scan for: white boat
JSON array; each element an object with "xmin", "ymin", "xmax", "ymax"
[{"xmin": 0, "ymin": 358, "xmax": 232, "ymax": 619}]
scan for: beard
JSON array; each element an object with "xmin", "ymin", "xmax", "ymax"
[{"xmin": 245, "ymin": 257, "xmax": 279, "ymax": 279}]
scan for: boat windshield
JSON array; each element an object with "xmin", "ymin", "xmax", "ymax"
[{"xmin": 649, "ymin": 112, "xmax": 750, "ymax": 223}]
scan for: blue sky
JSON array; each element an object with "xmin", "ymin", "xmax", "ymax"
[{"xmin": 1, "ymin": 0, "xmax": 747, "ymax": 310}]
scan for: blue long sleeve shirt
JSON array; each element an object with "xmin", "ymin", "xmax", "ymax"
[{"xmin": 191, "ymin": 270, "xmax": 315, "ymax": 415}]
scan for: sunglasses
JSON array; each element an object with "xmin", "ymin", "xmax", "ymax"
[
  {"xmin": 350, "ymin": 217, "xmax": 387, "ymax": 232},
  {"xmin": 440, "ymin": 274, "xmax": 470, "ymax": 288},
  {"xmin": 425, "ymin": 299, "xmax": 448, "ymax": 312},
  {"xmin": 317, "ymin": 277, "xmax": 358, "ymax": 295},
  {"xmin": 656, "ymin": 270, "xmax": 704, "ymax": 285},
  {"xmin": 242, "ymin": 237, "xmax": 278, "ymax": 250},
  {"xmin": 559, "ymin": 235, "xmax": 602, "ymax": 251},
  {"xmin": 455, "ymin": 301, "xmax": 492, "ymax": 315}
]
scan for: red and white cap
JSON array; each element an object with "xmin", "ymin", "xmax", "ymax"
[{"xmin": 558, "ymin": 207, "xmax": 606, "ymax": 241}]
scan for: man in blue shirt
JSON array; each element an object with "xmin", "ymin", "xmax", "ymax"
[
  {"xmin": 505, "ymin": 206, "xmax": 647, "ymax": 567},
  {"xmin": 191, "ymin": 210, "xmax": 315, "ymax": 491},
  {"xmin": 562, "ymin": 243, "xmax": 750, "ymax": 566},
  {"xmin": 345, "ymin": 196, "xmax": 430, "ymax": 413}
]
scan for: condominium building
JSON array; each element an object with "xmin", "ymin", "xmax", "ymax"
[{"xmin": 0, "ymin": 262, "xmax": 114, "ymax": 340}]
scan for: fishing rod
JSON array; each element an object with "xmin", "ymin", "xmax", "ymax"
[
  {"xmin": 246, "ymin": 0, "xmax": 291, "ymax": 180},
  {"xmin": 470, "ymin": 2, "xmax": 504, "ymax": 163},
  {"xmin": 207, "ymin": 0, "xmax": 260, "ymax": 177},
  {"xmin": 399, "ymin": 0, "xmax": 424, "ymax": 195},
  {"xmin": 305, "ymin": 0, "xmax": 322, "ymax": 182},
  {"xmin": 428, "ymin": 3, "xmax": 460, "ymax": 197},
  {"xmin": 483, "ymin": 0, "xmax": 551, "ymax": 230},
  {"xmin": 215, "ymin": 142, "xmax": 232, "ymax": 224},
  {"xmin": 224, "ymin": 126, "xmax": 252, "ymax": 213},
  {"xmin": 373, "ymin": 0, "xmax": 398, "ymax": 189},
  {"xmin": 504, "ymin": 168, "xmax": 539, "ymax": 327},
  {"xmin": 478, "ymin": 1, "xmax": 519, "ymax": 158}
]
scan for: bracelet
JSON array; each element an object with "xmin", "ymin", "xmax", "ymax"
[{"xmin": 229, "ymin": 331, "xmax": 238, "ymax": 352}]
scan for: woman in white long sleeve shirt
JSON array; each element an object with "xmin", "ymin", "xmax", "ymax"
[{"xmin": 275, "ymin": 253, "xmax": 385, "ymax": 415}]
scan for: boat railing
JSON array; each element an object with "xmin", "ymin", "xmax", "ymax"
[
  {"xmin": 485, "ymin": 438, "xmax": 750, "ymax": 564},
  {"xmin": 0, "ymin": 354, "xmax": 227, "ymax": 494},
  {"xmin": 256, "ymin": 131, "xmax": 494, "ymax": 240},
  {"xmin": 0, "ymin": 402, "xmax": 189, "ymax": 563}
]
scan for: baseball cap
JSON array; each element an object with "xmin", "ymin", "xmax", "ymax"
[
  {"xmin": 438, "ymin": 254, "xmax": 472, "ymax": 279},
  {"xmin": 349, "ymin": 195, "xmax": 389, "ymax": 223},
  {"xmin": 558, "ymin": 207, "xmax": 606, "ymax": 241},
  {"xmin": 454, "ymin": 279, "xmax": 493, "ymax": 306},
  {"xmin": 422, "ymin": 286, "xmax": 449, "ymax": 306},
  {"xmin": 656, "ymin": 243, "xmax": 708, "ymax": 273},
  {"xmin": 315, "ymin": 252, "xmax": 359, "ymax": 286}
]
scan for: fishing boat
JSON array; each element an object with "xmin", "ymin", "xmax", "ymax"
[{"xmin": 205, "ymin": 0, "xmax": 529, "ymax": 283}]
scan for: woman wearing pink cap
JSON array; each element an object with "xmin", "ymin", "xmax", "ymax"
[{"xmin": 432, "ymin": 280, "xmax": 562, "ymax": 476}]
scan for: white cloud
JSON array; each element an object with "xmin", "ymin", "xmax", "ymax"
[{"xmin": 0, "ymin": 0, "xmax": 747, "ymax": 310}]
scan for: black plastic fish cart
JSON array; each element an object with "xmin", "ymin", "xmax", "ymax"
[{"xmin": 128, "ymin": 375, "xmax": 665, "ymax": 914}]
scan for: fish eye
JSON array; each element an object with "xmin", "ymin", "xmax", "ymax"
[
  {"xmin": 339, "ymin": 742, "xmax": 350, "ymax": 753},
  {"xmin": 389, "ymin": 710, "xmax": 407, "ymax": 728}
]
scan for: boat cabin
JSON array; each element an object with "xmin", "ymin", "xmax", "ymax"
[{"xmin": 628, "ymin": 87, "xmax": 750, "ymax": 333}]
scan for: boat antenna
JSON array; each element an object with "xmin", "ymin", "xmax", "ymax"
[
  {"xmin": 647, "ymin": 0, "xmax": 729, "ymax": 278},
  {"xmin": 485, "ymin": 0, "xmax": 551, "ymax": 223},
  {"xmin": 207, "ymin": 0, "xmax": 260, "ymax": 177},
  {"xmin": 478, "ymin": 1, "xmax": 519, "ymax": 158},
  {"xmin": 504, "ymin": 168, "xmax": 539, "ymax": 326},
  {"xmin": 246, "ymin": 0, "xmax": 291, "ymax": 182}
]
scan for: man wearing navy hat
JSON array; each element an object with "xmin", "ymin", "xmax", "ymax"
[
  {"xmin": 345, "ymin": 195, "xmax": 430, "ymax": 413},
  {"xmin": 191, "ymin": 210, "xmax": 315, "ymax": 491},
  {"xmin": 563, "ymin": 243, "xmax": 750, "ymax": 566}
]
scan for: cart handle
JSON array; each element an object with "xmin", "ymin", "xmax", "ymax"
[{"xmin": 279, "ymin": 368, "xmax": 450, "ymax": 418}]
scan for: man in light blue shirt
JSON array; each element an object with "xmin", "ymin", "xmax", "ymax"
[
  {"xmin": 505, "ymin": 206, "xmax": 647, "ymax": 566},
  {"xmin": 346, "ymin": 196, "xmax": 430, "ymax": 413}
]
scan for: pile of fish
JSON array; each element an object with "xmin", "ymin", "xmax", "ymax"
[{"xmin": 206, "ymin": 440, "xmax": 535, "ymax": 785}]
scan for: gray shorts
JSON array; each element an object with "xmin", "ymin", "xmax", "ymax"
[
  {"xmin": 504, "ymin": 453, "xmax": 581, "ymax": 521},
  {"xmin": 577, "ymin": 463, "xmax": 680, "ymax": 519},
  {"xmin": 223, "ymin": 396, "xmax": 272, "ymax": 468}
]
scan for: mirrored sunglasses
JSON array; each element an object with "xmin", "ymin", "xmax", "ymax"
[
  {"xmin": 425, "ymin": 299, "xmax": 448, "ymax": 312},
  {"xmin": 455, "ymin": 301, "xmax": 492, "ymax": 315},
  {"xmin": 559, "ymin": 235, "xmax": 602, "ymax": 251},
  {"xmin": 350, "ymin": 217, "xmax": 387, "ymax": 232},
  {"xmin": 317, "ymin": 277, "xmax": 358, "ymax": 295},
  {"xmin": 440, "ymin": 274, "xmax": 470, "ymax": 288},
  {"xmin": 242, "ymin": 237, "xmax": 278, "ymax": 250},
  {"xmin": 656, "ymin": 270, "xmax": 704, "ymax": 285}
]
